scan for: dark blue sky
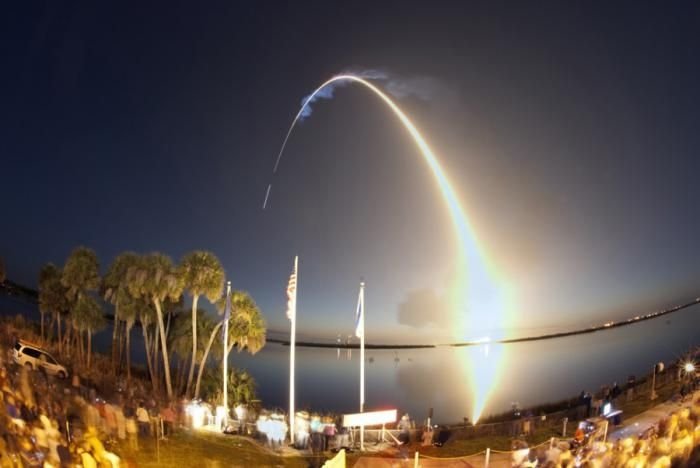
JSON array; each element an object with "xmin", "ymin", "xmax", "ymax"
[{"xmin": 2, "ymin": 2, "xmax": 700, "ymax": 342}]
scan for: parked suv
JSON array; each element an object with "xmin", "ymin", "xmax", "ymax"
[{"xmin": 12, "ymin": 340, "xmax": 68, "ymax": 378}]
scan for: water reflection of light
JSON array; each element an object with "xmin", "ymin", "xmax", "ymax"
[{"xmin": 451, "ymin": 255, "xmax": 511, "ymax": 423}]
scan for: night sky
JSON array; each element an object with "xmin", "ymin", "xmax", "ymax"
[{"xmin": 2, "ymin": 2, "xmax": 700, "ymax": 342}]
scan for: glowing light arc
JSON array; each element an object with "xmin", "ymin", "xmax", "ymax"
[
  {"xmin": 272, "ymin": 74, "xmax": 506, "ymax": 422},
  {"xmin": 274, "ymin": 75, "xmax": 474, "ymax": 255}
]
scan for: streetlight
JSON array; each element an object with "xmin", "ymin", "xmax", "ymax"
[{"xmin": 684, "ymin": 362, "xmax": 695, "ymax": 374}]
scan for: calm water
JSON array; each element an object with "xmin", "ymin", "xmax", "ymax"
[{"xmin": 2, "ymin": 294, "xmax": 698, "ymax": 423}]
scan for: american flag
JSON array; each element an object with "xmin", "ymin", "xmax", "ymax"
[{"xmin": 286, "ymin": 261, "xmax": 297, "ymax": 321}]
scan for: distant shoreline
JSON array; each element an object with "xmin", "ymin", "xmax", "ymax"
[
  {"xmin": 2, "ymin": 279, "xmax": 698, "ymax": 350},
  {"xmin": 271, "ymin": 297, "xmax": 700, "ymax": 349}
]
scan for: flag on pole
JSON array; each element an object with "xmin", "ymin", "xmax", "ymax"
[
  {"xmin": 287, "ymin": 256, "xmax": 298, "ymax": 444},
  {"xmin": 354, "ymin": 285, "xmax": 364, "ymax": 338},
  {"xmin": 286, "ymin": 263, "xmax": 297, "ymax": 321}
]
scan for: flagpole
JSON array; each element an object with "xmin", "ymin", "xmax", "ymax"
[
  {"xmin": 289, "ymin": 256, "xmax": 298, "ymax": 445},
  {"xmin": 359, "ymin": 281, "xmax": 365, "ymax": 451},
  {"xmin": 222, "ymin": 281, "xmax": 231, "ymax": 428}
]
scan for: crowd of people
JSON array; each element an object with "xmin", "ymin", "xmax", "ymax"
[
  {"xmin": 510, "ymin": 394, "xmax": 700, "ymax": 467},
  {"xmin": 0, "ymin": 340, "xmax": 190, "ymax": 467},
  {"xmin": 1, "ymin": 313, "xmax": 698, "ymax": 467},
  {"xmin": 290, "ymin": 411, "xmax": 350, "ymax": 453}
]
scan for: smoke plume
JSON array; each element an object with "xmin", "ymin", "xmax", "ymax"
[{"xmin": 298, "ymin": 69, "xmax": 445, "ymax": 121}]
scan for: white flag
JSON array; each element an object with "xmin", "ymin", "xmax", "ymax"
[
  {"xmin": 354, "ymin": 286, "xmax": 363, "ymax": 338},
  {"xmin": 286, "ymin": 264, "xmax": 297, "ymax": 320}
]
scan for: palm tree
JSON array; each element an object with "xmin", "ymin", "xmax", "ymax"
[
  {"xmin": 61, "ymin": 247, "xmax": 100, "ymax": 302},
  {"xmin": 118, "ymin": 289, "xmax": 145, "ymax": 382},
  {"xmin": 194, "ymin": 290, "xmax": 266, "ymax": 399},
  {"xmin": 73, "ymin": 295, "xmax": 105, "ymax": 369},
  {"xmin": 168, "ymin": 309, "xmax": 209, "ymax": 395},
  {"xmin": 180, "ymin": 251, "xmax": 225, "ymax": 396},
  {"xmin": 203, "ymin": 368, "xmax": 258, "ymax": 406},
  {"xmin": 103, "ymin": 252, "xmax": 139, "ymax": 373},
  {"xmin": 138, "ymin": 302, "xmax": 158, "ymax": 391},
  {"xmin": 229, "ymin": 368, "xmax": 257, "ymax": 405},
  {"xmin": 127, "ymin": 253, "xmax": 184, "ymax": 399},
  {"xmin": 226, "ymin": 291, "xmax": 267, "ymax": 356},
  {"xmin": 194, "ymin": 319, "xmax": 223, "ymax": 399},
  {"xmin": 38, "ymin": 263, "xmax": 69, "ymax": 343}
]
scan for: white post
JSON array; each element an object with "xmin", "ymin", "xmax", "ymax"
[
  {"xmin": 562, "ymin": 417, "xmax": 568, "ymax": 437},
  {"xmin": 223, "ymin": 281, "xmax": 231, "ymax": 428},
  {"xmin": 414, "ymin": 451, "xmax": 419, "ymax": 468},
  {"xmin": 485, "ymin": 447, "xmax": 491, "ymax": 468},
  {"xmin": 650, "ymin": 364, "xmax": 657, "ymax": 400},
  {"xmin": 359, "ymin": 282, "xmax": 365, "ymax": 451},
  {"xmin": 289, "ymin": 256, "xmax": 298, "ymax": 445}
]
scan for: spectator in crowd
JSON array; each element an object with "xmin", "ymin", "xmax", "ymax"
[
  {"xmin": 161, "ymin": 403, "xmax": 176, "ymax": 437},
  {"xmin": 136, "ymin": 402, "xmax": 150, "ymax": 437}
]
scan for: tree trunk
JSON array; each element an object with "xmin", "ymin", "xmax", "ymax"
[
  {"xmin": 118, "ymin": 321, "xmax": 125, "ymax": 373},
  {"xmin": 40, "ymin": 311, "xmax": 45, "ymax": 342},
  {"xmin": 176, "ymin": 354, "xmax": 187, "ymax": 395},
  {"xmin": 181, "ymin": 355, "xmax": 190, "ymax": 395},
  {"xmin": 57, "ymin": 314, "xmax": 62, "ymax": 354},
  {"xmin": 65, "ymin": 321, "xmax": 72, "ymax": 355},
  {"xmin": 141, "ymin": 321, "xmax": 157, "ymax": 391},
  {"xmin": 153, "ymin": 326, "xmax": 160, "ymax": 383},
  {"xmin": 165, "ymin": 307, "xmax": 173, "ymax": 338},
  {"xmin": 76, "ymin": 329, "xmax": 83, "ymax": 366},
  {"xmin": 111, "ymin": 301, "xmax": 120, "ymax": 374},
  {"xmin": 80, "ymin": 330, "xmax": 85, "ymax": 367},
  {"xmin": 153, "ymin": 299, "xmax": 173, "ymax": 399},
  {"xmin": 125, "ymin": 322, "xmax": 133, "ymax": 382},
  {"xmin": 87, "ymin": 327, "xmax": 92, "ymax": 369},
  {"xmin": 195, "ymin": 321, "xmax": 223, "ymax": 399},
  {"xmin": 186, "ymin": 295, "xmax": 200, "ymax": 396},
  {"xmin": 48, "ymin": 314, "xmax": 56, "ymax": 343}
]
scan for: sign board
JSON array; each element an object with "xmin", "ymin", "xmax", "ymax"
[{"xmin": 343, "ymin": 409, "xmax": 397, "ymax": 427}]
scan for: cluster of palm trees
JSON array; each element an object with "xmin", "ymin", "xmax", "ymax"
[{"xmin": 37, "ymin": 247, "xmax": 266, "ymax": 402}]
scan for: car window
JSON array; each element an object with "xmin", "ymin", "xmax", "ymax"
[
  {"xmin": 22, "ymin": 347, "xmax": 41, "ymax": 358},
  {"xmin": 43, "ymin": 354, "xmax": 57, "ymax": 365},
  {"xmin": 14, "ymin": 343, "xmax": 21, "ymax": 351}
]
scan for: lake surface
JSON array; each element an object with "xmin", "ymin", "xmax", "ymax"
[{"xmin": 2, "ymin": 294, "xmax": 698, "ymax": 423}]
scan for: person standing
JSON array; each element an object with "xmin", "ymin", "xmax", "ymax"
[
  {"xmin": 398, "ymin": 414, "xmax": 411, "ymax": 445},
  {"xmin": 161, "ymin": 404, "xmax": 176, "ymax": 438},
  {"xmin": 115, "ymin": 404, "xmax": 126, "ymax": 442},
  {"xmin": 125, "ymin": 408, "xmax": 139, "ymax": 450},
  {"xmin": 611, "ymin": 382, "xmax": 622, "ymax": 401},
  {"xmin": 421, "ymin": 426, "xmax": 433, "ymax": 447},
  {"xmin": 136, "ymin": 402, "xmax": 150, "ymax": 437},
  {"xmin": 71, "ymin": 374, "xmax": 80, "ymax": 396},
  {"xmin": 103, "ymin": 403, "xmax": 117, "ymax": 443},
  {"xmin": 323, "ymin": 419, "xmax": 336, "ymax": 451}
]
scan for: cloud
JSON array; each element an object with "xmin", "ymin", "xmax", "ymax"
[{"xmin": 397, "ymin": 288, "xmax": 451, "ymax": 328}]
